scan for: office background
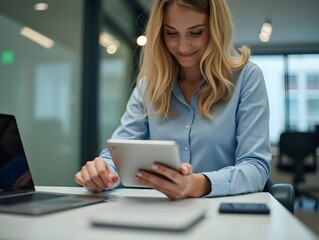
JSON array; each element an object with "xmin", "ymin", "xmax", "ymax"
[{"xmin": 0, "ymin": 0, "xmax": 319, "ymax": 190}]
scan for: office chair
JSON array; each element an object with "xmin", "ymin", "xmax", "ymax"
[
  {"xmin": 263, "ymin": 178, "xmax": 295, "ymax": 214},
  {"xmin": 277, "ymin": 132, "xmax": 318, "ymax": 210}
]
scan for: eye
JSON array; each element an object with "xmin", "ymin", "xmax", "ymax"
[
  {"xmin": 189, "ymin": 30, "xmax": 203, "ymax": 36},
  {"xmin": 166, "ymin": 31, "xmax": 178, "ymax": 36}
]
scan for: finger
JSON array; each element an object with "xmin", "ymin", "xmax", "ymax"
[
  {"xmin": 180, "ymin": 163, "xmax": 192, "ymax": 175},
  {"xmin": 95, "ymin": 158, "xmax": 119, "ymax": 187},
  {"xmin": 75, "ymin": 171, "xmax": 85, "ymax": 186},
  {"xmin": 86, "ymin": 168, "xmax": 107, "ymax": 189},
  {"xmin": 136, "ymin": 170, "xmax": 185, "ymax": 198},
  {"xmin": 136, "ymin": 172, "xmax": 180, "ymax": 199},
  {"xmin": 136, "ymin": 171, "xmax": 172, "ymax": 190},
  {"xmin": 94, "ymin": 158, "xmax": 113, "ymax": 186},
  {"xmin": 151, "ymin": 164, "xmax": 180, "ymax": 183},
  {"xmin": 81, "ymin": 167, "xmax": 101, "ymax": 191},
  {"xmin": 110, "ymin": 173, "xmax": 119, "ymax": 184},
  {"xmin": 81, "ymin": 160, "xmax": 105, "ymax": 190}
]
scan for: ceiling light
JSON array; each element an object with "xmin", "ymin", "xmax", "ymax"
[
  {"xmin": 261, "ymin": 22, "xmax": 273, "ymax": 35},
  {"xmin": 107, "ymin": 45, "xmax": 117, "ymax": 54},
  {"xmin": 259, "ymin": 32, "xmax": 270, "ymax": 42},
  {"xmin": 20, "ymin": 27, "xmax": 54, "ymax": 49},
  {"xmin": 136, "ymin": 35, "xmax": 147, "ymax": 46},
  {"xmin": 99, "ymin": 32, "xmax": 120, "ymax": 48},
  {"xmin": 99, "ymin": 32, "xmax": 120, "ymax": 54},
  {"xmin": 259, "ymin": 21, "xmax": 273, "ymax": 43},
  {"xmin": 34, "ymin": 3, "xmax": 49, "ymax": 11}
]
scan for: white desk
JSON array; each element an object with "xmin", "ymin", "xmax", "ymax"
[{"xmin": 0, "ymin": 186, "xmax": 318, "ymax": 240}]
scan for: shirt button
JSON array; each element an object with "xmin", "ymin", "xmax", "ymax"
[
  {"xmin": 186, "ymin": 125, "xmax": 190, "ymax": 129},
  {"xmin": 184, "ymin": 146, "xmax": 189, "ymax": 151}
]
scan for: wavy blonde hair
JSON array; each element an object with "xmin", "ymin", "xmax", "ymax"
[{"xmin": 137, "ymin": 0, "xmax": 250, "ymax": 118}]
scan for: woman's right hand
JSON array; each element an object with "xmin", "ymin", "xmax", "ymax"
[{"xmin": 75, "ymin": 157, "xmax": 119, "ymax": 192}]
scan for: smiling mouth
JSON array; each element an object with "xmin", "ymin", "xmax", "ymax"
[{"xmin": 177, "ymin": 51, "xmax": 196, "ymax": 58}]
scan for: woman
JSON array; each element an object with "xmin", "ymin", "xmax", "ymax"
[{"xmin": 75, "ymin": 0, "xmax": 271, "ymax": 200}]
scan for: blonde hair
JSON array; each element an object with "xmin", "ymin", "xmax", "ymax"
[{"xmin": 137, "ymin": 0, "xmax": 250, "ymax": 118}]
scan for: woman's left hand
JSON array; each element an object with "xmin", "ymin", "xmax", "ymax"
[{"xmin": 135, "ymin": 163, "xmax": 211, "ymax": 200}]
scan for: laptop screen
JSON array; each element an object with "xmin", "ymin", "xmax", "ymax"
[{"xmin": 0, "ymin": 114, "xmax": 35, "ymax": 194}]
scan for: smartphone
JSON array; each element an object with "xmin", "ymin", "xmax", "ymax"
[{"xmin": 219, "ymin": 202, "xmax": 270, "ymax": 215}]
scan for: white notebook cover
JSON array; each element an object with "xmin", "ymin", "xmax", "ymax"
[{"xmin": 90, "ymin": 197, "xmax": 209, "ymax": 231}]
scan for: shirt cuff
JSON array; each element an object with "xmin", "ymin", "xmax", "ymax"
[{"xmin": 202, "ymin": 171, "xmax": 230, "ymax": 197}]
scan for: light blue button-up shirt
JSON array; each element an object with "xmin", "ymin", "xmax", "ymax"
[{"xmin": 100, "ymin": 61, "xmax": 271, "ymax": 197}]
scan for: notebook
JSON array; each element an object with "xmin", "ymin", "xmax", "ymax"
[
  {"xmin": 91, "ymin": 197, "xmax": 209, "ymax": 231},
  {"xmin": 0, "ymin": 113, "xmax": 107, "ymax": 216}
]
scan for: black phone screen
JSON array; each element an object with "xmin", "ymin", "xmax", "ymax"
[{"xmin": 219, "ymin": 203, "xmax": 270, "ymax": 215}]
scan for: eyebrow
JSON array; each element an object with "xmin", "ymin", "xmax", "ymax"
[{"xmin": 163, "ymin": 24, "xmax": 206, "ymax": 30}]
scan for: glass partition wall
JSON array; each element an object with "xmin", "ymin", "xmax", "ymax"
[
  {"xmin": 0, "ymin": 0, "xmax": 141, "ymax": 186},
  {"xmin": 98, "ymin": 0, "xmax": 138, "ymax": 152},
  {"xmin": 0, "ymin": 0, "xmax": 84, "ymax": 186},
  {"xmin": 251, "ymin": 54, "xmax": 319, "ymax": 145}
]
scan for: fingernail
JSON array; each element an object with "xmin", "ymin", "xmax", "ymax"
[
  {"xmin": 136, "ymin": 172, "xmax": 143, "ymax": 177},
  {"xmin": 152, "ymin": 164, "xmax": 158, "ymax": 170},
  {"xmin": 112, "ymin": 176, "xmax": 118, "ymax": 183}
]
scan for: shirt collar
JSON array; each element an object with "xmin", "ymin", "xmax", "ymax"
[{"xmin": 172, "ymin": 77, "xmax": 207, "ymax": 94}]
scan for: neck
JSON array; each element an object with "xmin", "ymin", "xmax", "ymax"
[{"xmin": 179, "ymin": 67, "xmax": 202, "ymax": 83}]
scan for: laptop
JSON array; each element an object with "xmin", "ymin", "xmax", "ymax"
[{"xmin": 0, "ymin": 113, "xmax": 107, "ymax": 216}]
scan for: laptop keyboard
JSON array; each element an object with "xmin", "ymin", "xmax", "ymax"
[{"xmin": 0, "ymin": 192, "xmax": 66, "ymax": 205}]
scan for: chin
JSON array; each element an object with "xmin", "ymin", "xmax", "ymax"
[{"xmin": 178, "ymin": 61, "xmax": 197, "ymax": 68}]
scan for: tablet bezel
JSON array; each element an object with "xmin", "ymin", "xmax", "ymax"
[{"xmin": 106, "ymin": 139, "xmax": 181, "ymax": 187}]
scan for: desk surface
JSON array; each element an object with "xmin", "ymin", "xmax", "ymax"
[{"xmin": 0, "ymin": 186, "xmax": 318, "ymax": 240}]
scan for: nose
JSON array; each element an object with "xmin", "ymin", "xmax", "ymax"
[{"xmin": 178, "ymin": 37, "xmax": 191, "ymax": 52}]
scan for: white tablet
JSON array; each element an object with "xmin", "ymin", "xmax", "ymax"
[{"xmin": 106, "ymin": 139, "xmax": 181, "ymax": 187}]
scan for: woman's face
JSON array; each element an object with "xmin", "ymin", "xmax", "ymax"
[{"xmin": 163, "ymin": 2, "xmax": 210, "ymax": 70}]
